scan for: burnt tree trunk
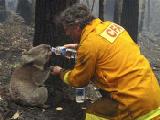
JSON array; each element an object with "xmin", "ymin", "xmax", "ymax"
[
  {"xmin": 99, "ymin": 0, "xmax": 104, "ymax": 20},
  {"xmin": 0, "ymin": 0, "xmax": 6, "ymax": 22},
  {"xmin": 33, "ymin": 0, "xmax": 78, "ymax": 107},
  {"xmin": 16, "ymin": 0, "xmax": 32, "ymax": 25},
  {"xmin": 120, "ymin": 0, "xmax": 139, "ymax": 43},
  {"xmin": 139, "ymin": 0, "xmax": 145, "ymax": 33},
  {"xmin": 33, "ymin": 0, "xmax": 77, "ymax": 46},
  {"xmin": 113, "ymin": 0, "xmax": 123, "ymax": 24}
]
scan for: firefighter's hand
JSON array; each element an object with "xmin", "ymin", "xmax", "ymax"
[
  {"xmin": 50, "ymin": 66, "xmax": 62, "ymax": 75},
  {"xmin": 64, "ymin": 44, "xmax": 78, "ymax": 49}
]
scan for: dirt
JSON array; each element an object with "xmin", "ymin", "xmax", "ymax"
[{"xmin": 0, "ymin": 94, "xmax": 85, "ymax": 120}]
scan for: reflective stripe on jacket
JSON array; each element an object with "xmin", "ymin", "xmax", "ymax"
[
  {"xmin": 137, "ymin": 107, "xmax": 160, "ymax": 120},
  {"xmin": 61, "ymin": 18, "xmax": 160, "ymax": 119}
]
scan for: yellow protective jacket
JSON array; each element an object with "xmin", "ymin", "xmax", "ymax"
[{"xmin": 61, "ymin": 18, "xmax": 160, "ymax": 119}]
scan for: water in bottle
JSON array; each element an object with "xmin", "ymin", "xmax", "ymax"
[
  {"xmin": 51, "ymin": 46, "xmax": 76, "ymax": 59},
  {"xmin": 75, "ymin": 88, "xmax": 85, "ymax": 103}
]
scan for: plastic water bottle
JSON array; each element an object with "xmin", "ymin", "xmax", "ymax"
[
  {"xmin": 75, "ymin": 88, "xmax": 85, "ymax": 103},
  {"xmin": 51, "ymin": 46, "xmax": 76, "ymax": 59}
]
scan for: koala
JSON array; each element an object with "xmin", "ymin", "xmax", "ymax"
[{"xmin": 9, "ymin": 44, "xmax": 52, "ymax": 107}]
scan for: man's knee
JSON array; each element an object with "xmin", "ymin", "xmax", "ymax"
[{"xmin": 86, "ymin": 97, "xmax": 118, "ymax": 118}]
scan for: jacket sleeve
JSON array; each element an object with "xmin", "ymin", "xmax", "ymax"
[{"xmin": 60, "ymin": 42, "xmax": 97, "ymax": 87}]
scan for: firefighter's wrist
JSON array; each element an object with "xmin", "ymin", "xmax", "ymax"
[{"xmin": 59, "ymin": 69, "xmax": 70, "ymax": 85}]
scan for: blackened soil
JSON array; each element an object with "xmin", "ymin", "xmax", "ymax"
[{"xmin": 0, "ymin": 88, "xmax": 86, "ymax": 120}]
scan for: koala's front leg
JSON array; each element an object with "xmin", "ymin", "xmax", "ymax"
[
  {"xmin": 32, "ymin": 69, "xmax": 50, "ymax": 87},
  {"xmin": 33, "ymin": 80, "xmax": 45, "ymax": 87}
]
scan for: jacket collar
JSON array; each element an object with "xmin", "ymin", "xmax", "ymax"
[{"xmin": 80, "ymin": 18, "xmax": 102, "ymax": 44}]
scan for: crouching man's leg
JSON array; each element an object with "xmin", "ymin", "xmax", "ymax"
[{"xmin": 86, "ymin": 97, "xmax": 118, "ymax": 120}]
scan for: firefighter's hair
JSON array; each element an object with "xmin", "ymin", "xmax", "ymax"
[{"xmin": 60, "ymin": 3, "xmax": 95, "ymax": 29}]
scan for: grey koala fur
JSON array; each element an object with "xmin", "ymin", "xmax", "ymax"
[{"xmin": 9, "ymin": 44, "xmax": 52, "ymax": 107}]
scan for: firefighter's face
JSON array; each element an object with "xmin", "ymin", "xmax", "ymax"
[{"xmin": 64, "ymin": 24, "xmax": 81, "ymax": 43}]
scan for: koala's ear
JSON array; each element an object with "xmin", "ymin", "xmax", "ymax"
[{"xmin": 21, "ymin": 53, "xmax": 35, "ymax": 65}]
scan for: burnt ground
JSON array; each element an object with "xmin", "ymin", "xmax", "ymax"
[
  {"xmin": 0, "ymin": 93, "xmax": 86, "ymax": 120},
  {"xmin": 0, "ymin": 89, "xmax": 85, "ymax": 120},
  {"xmin": 0, "ymin": 12, "xmax": 101, "ymax": 120}
]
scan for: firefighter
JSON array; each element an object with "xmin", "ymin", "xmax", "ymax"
[{"xmin": 51, "ymin": 3, "xmax": 160, "ymax": 120}]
